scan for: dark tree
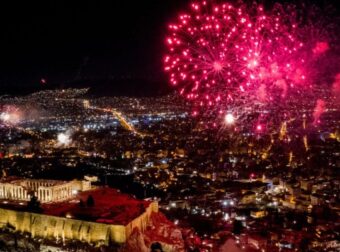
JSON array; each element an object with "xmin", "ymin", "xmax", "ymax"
[
  {"xmin": 232, "ymin": 220, "xmax": 244, "ymax": 235},
  {"xmin": 78, "ymin": 199, "xmax": 85, "ymax": 207},
  {"xmin": 27, "ymin": 196, "xmax": 42, "ymax": 213},
  {"xmin": 300, "ymin": 237, "xmax": 311, "ymax": 252},
  {"xmin": 86, "ymin": 195, "xmax": 95, "ymax": 207},
  {"xmin": 151, "ymin": 242, "xmax": 163, "ymax": 252}
]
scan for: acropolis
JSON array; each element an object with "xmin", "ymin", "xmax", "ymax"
[{"xmin": 0, "ymin": 177, "xmax": 158, "ymax": 246}]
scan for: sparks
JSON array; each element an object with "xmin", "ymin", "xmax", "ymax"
[
  {"xmin": 224, "ymin": 113, "xmax": 235, "ymax": 124},
  {"xmin": 164, "ymin": 0, "xmax": 336, "ymax": 132}
]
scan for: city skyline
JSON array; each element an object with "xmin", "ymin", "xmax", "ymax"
[{"xmin": 0, "ymin": 1, "xmax": 339, "ymax": 252}]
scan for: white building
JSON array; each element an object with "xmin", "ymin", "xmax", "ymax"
[{"xmin": 0, "ymin": 177, "xmax": 91, "ymax": 203}]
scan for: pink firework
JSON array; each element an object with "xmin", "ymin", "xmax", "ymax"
[
  {"xmin": 332, "ymin": 73, "xmax": 340, "ymax": 103},
  {"xmin": 163, "ymin": 0, "xmax": 334, "ymax": 128},
  {"xmin": 312, "ymin": 99, "xmax": 326, "ymax": 125}
]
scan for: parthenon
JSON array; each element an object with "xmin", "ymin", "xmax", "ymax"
[{"xmin": 0, "ymin": 177, "xmax": 91, "ymax": 203}]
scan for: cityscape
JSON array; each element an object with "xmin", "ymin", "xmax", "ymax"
[{"xmin": 0, "ymin": 1, "xmax": 339, "ymax": 252}]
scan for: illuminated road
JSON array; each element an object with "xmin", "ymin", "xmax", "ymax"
[{"xmin": 88, "ymin": 104, "xmax": 149, "ymax": 138}]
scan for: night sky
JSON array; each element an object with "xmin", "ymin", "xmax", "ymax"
[
  {"xmin": 0, "ymin": 0, "xmax": 338, "ymax": 95},
  {"xmin": 0, "ymin": 0, "xmax": 186, "ymax": 95}
]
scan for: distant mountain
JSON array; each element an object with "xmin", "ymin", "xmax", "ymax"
[
  {"xmin": 0, "ymin": 78, "xmax": 172, "ymax": 97},
  {"xmin": 66, "ymin": 78, "xmax": 172, "ymax": 97}
]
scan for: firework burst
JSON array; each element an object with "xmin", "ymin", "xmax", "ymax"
[{"xmin": 164, "ymin": 1, "xmax": 334, "ymax": 129}]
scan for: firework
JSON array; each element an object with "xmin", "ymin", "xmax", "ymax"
[
  {"xmin": 224, "ymin": 113, "xmax": 235, "ymax": 124},
  {"xmin": 164, "ymin": 0, "xmax": 334, "ymax": 129},
  {"xmin": 57, "ymin": 132, "xmax": 72, "ymax": 146},
  {"xmin": 332, "ymin": 73, "xmax": 340, "ymax": 102},
  {"xmin": 0, "ymin": 106, "xmax": 21, "ymax": 125},
  {"xmin": 0, "ymin": 112, "xmax": 10, "ymax": 122}
]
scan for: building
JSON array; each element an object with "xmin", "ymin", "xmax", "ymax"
[
  {"xmin": 250, "ymin": 209, "xmax": 267, "ymax": 219},
  {"xmin": 0, "ymin": 180, "xmax": 159, "ymax": 246},
  {"xmin": 0, "ymin": 177, "xmax": 91, "ymax": 203}
]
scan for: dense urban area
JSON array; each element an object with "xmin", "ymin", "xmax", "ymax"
[{"xmin": 0, "ymin": 88, "xmax": 338, "ymax": 252}]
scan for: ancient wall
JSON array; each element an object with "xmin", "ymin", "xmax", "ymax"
[
  {"xmin": 125, "ymin": 201, "xmax": 159, "ymax": 239},
  {"xmin": 0, "ymin": 208, "xmax": 124, "ymax": 245},
  {"xmin": 0, "ymin": 201, "xmax": 159, "ymax": 246}
]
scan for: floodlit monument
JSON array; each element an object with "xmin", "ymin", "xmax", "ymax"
[
  {"xmin": 0, "ymin": 177, "xmax": 159, "ymax": 246},
  {"xmin": 0, "ymin": 177, "xmax": 91, "ymax": 202}
]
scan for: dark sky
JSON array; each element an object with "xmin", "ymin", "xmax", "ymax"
[
  {"xmin": 0, "ymin": 0, "xmax": 186, "ymax": 94},
  {"xmin": 0, "ymin": 0, "xmax": 338, "ymax": 95}
]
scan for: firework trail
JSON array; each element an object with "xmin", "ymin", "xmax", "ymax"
[
  {"xmin": 312, "ymin": 99, "xmax": 326, "ymax": 125},
  {"xmin": 332, "ymin": 73, "xmax": 340, "ymax": 102}
]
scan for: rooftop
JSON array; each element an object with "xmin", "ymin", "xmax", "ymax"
[
  {"xmin": 42, "ymin": 187, "xmax": 151, "ymax": 225},
  {"xmin": 0, "ymin": 186, "xmax": 152, "ymax": 226}
]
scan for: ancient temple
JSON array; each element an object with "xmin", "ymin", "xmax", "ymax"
[{"xmin": 0, "ymin": 177, "xmax": 91, "ymax": 203}]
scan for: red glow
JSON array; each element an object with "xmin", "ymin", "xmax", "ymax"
[
  {"xmin": 256, "ymin": 124, "xmax": 263, "ymax": 131},
  {"xmin": 213, "ymin": 61, "xmax": 223, "ymax": 71},
  {"xmin": 313, "ymin": 42, "xmax": 329, "ymax": 55},
  {"xmin": 164, "ymin": 0, "xmax": 312, "ymax": 111},
  {"xmin": 313, "ymin": 99, "xmax": 326, "ymax": 125}
]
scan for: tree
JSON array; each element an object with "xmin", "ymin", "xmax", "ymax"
[
  {"xmin": 151, "ymin": 242, "xmax": 163, "ymax": 252},
  {"xmin": 232, "ymin": 220, "xmax": 243, "ymax": 235},
  {"xmin": 86, "ymin": 195, "xmax": 95, "ymax": 207},
  {"xmin": 27, "ymin": 196, "xmax": 42, "ymax": 213},
  {"xmin": 300, "ymin": 237, "xmax": 311, "ymax": 252},
  {"xmin": 78, "ymin": 199, "xmax": 85, "ymax": 207}
]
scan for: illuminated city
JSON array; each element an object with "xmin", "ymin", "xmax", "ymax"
[{"xmin": 0, "ymin": 1, "xmax": 339, "ymax": 252}]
